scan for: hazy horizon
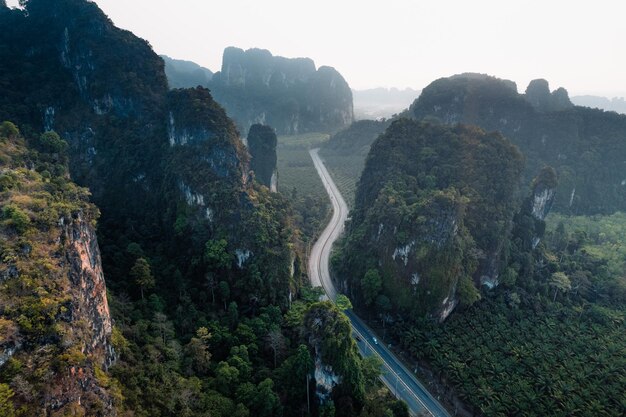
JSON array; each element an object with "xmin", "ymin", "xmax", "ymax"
[{"xmin": 7, "ymin": 0, "xmax": 626, "ymax": 97}]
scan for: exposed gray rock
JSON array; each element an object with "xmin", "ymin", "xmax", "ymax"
[
  {"xmin": 63, "ymin": 211, "xmax": 115, "ymax": 368},
  {"xmin": 210, "ymin": 47, "xmax": 353, "ymax": 135}
]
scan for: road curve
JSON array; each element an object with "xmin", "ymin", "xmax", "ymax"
[{"xmin": 308, "ymin": 148, "xmax": 452, "ymax": 417}]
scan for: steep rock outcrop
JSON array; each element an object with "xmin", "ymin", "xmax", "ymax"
[
  {"xmin": 511, "ymin": 166, "xmax": 559, "ymax": 251},
  {"xmin": 46, "ymin": 211, "xmax": 116, "ymax": 415},
  {"xmin": 410, "ymin": 73, "xmax": 626, "ymax": 214},
  {"xmin": 524, "ymin": 79, "xmax": 573, "ymax": 112},
  {"xmin": 0, "ymin": 1, "xmax": 301, "ymax": 313},
  {"xmin": 163, "ymin": 88, "xmax": 298, "ymax": 308},
  {"xmin": 209, "ymin": 47, "xmax": 354, "ymax": 135},
  {"xmin": 0, "ymin": 127, "xmax": 115, "ymax": 416},
  {"xmin": 304, "ymin": 302, "xmax": 364, "ymax": 409},
  {"xmin": 338, "ymin": 120, "xmax": 524, "ymax": 320},
  {"xmin": 64, "ymin": 212, "xmax": 114, "ymax": 363},
  {"xmin": 247, "ymin": 124, "xmax": 278, "ymax": 189}
]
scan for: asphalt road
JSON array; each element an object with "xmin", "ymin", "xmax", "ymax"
[{"xmin": 308, "ymin": 148, "xmax": 452, "ymax": 417}]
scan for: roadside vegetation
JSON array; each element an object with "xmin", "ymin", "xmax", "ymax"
[{"xmin": 277, "ymin": 133, "xmax": 330, "ymax": 243}]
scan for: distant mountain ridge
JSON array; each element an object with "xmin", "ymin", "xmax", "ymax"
[
  {"xmin": 410, "ymin": 73, "xmax": 626, "ymax": 215},
  {"xmin": 163, "ymin": 47, "xmax": 354, "ymax": 135},
  {"xmin": 571, "ymin": 95, "xmax": 626, "ymax": 114},
  {"xmin": 161, "ymin": 55, "xmax": 213, "ymax": 88}
]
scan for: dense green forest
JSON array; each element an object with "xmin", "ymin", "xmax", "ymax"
[
  {"xmin": 2, "ymin": 1, "xmax": 625, "ymax": 417},
  {"xmin": 335, "ymin": 119, "xmax": 524, "ymax": 320},
  {"xmin": 393, "ymin": 212, "xmax": 626, "ymax": 416},
  {"xmin": 0, "ymin": 1, "xmax": 401, "ymax": 416},
  {"xmin": 0, "ymin": 125, "xmax": 404, "ymax": 417},
  {"xmin": 109, "ymin": 286, "xmax": 408, "ymax": 417},
  {"xmin": 329, "ymin": 111, "xmax": 625, "ymax": 415}
]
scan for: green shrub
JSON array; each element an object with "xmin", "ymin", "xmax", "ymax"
[
  {"xmin": 2, "ymin": 204, "xmax": 31, "ymax": 233},
  {"xmin": 0, "ymin": 383, "xmax": 16, "ymax": 417},
  {"xmin": 0, "ymin": 121, "xmax": 19, "ymax": 139},
  {"xmin": 38, "ymin": 131, "xmax": 68, "ymax": 153},
  {"xmin": 0, "ymin": 173, "xmax": 17, "ymax": 191}
]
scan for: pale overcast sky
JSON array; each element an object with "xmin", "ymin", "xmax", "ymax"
[{"xmin": 7, "ymin": 0, "xmax": 626, "ymax": 96}]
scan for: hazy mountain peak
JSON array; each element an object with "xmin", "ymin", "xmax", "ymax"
[
  {"xmin": 210, "ymin": 46, "xmax": 352, "ymax": 134},
  {"xmin": 571, "ymin": 94, "xmax": 626, "ymax": 114},
  {"xmin": 525, "ymin": 78, "xmax": 572, "ymax": 111},
  {"xmin": 160, "ymin": 54, "xmax": 213, "ymax": 89}
]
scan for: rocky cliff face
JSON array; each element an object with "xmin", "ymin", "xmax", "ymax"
[
  {"xmin": 209, "ymin": 47, "xmax": 354, "ymax": 135},
  {"xmin": 410, "ymin": 73, "xmax": 626, "ymax": 215},
  {"xmin": 304, "ymin": 302, "xmax": 364, "ymax": 408},
  {"xmin": 0, "ymin": 0, "xmax": 301, "ymax": 312},
  {"xmin": 510, "ymin": 166, "xmax": 559, "ymax": 251},
  {"xmin": 339, "ymin": 120, "xmax": 524, "ymax": 320},
  {"xmin": 64, "ymin": 212, "xmax": 114, "ymax": 364},
  {"xmin": 0, "ymin": 126, "xmax": 115, "ymax": 415},
  {"xmin": 247, "ymin": 124, "xmax": 278, "ymax": 189},
  {"xmin": 0, "ymin": 3, "xmax": 305, "ymax": 416},
  {"xmin": 46, "ymin": 213, "xmax": 116, "ymax": 416}
]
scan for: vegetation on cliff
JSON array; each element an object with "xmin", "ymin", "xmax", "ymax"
[
  {"xmin": 108, "ymin": 285, "xmax": 407, "ymax": 417},
  {"xmin": 0, "ymin": 122, "xmax": 118, "ymax": 415},
  {"xmin": 410, "ymin": 73, "xmax": 626, "ymax": 215},
  {"xmin": 0, "ymin": 2, "xmax": 403, "ymax": 416},
  {"xmin": 393, "ymin": 211, "xmax": 626, "ymax": 417},
  {"xmin": 330, "ymin": 115, "xmax": 625, "ymax": 416},
  {"xmin": 336, "ymin": 119, "xmax": 524, "ymax": 320}
]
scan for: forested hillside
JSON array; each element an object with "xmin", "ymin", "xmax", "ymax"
[
  {"xmin": 393, "ymin": 208, "xmax": 626, "ymax": 416},
  {"xmin": 410, "ymin": 73, "xmax": 626, "ymax": 215},
  {"xmin": 2, "ymin": 1, "xmax": 624, "ymax": 417},
  {"xmin": 335, "ymin": 120, "xmax": 525, "ymax": 321},
  {"xmin": 330, "ymin": 99, "xmax": 625, "ymax": 416},
  {"xmin": 0, "ymin": 1, "xmax": 402, "ymax": 416},
  {"xmin": 0, "ymin": 122, "xmax": 117, "ymax": 415}
]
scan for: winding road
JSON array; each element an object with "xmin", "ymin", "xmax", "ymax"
[{"xmin": 308, "ymin": 148, "xmax": 452, "ymax": 417}]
